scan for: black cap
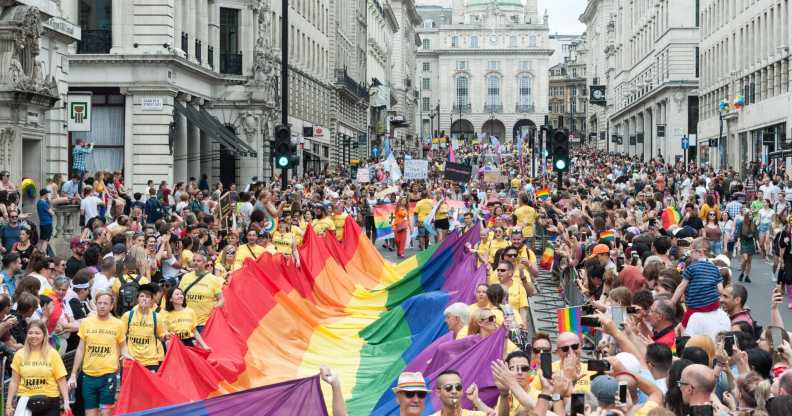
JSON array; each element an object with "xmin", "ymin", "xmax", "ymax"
[{"xmin": 138, "ymin": 283, "xmax": 160, "ymax": 295}]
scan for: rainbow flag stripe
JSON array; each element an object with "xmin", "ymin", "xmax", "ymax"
[
  {"xmin": 539, "ymin": 246, "xmax": 554, "ymax": 270},
  {"xmin": 557, "ymin": 307, "xmax": 581, "ymax": 335},
  {"xmin": 117, "ymin": 218, "xmax": 490, "ymax": 415},
  {"xmin": 661, "ymin": 207, "xmax": 682, "ymax": 231},
  {"xmin": 373, "ymin": 203, "xmax": 395, "ymax": 240},
  {"xmin": 535, "ymin": 187, "xmax": 550, "ymax": 201},
  {"xmin": 599, "ymin": 230, "xmax": 615, "ymax": 242}
]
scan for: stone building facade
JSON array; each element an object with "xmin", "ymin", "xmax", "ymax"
[{"xmin": 548, "ymin": 36, "xmax": 587, "ymax": 142}]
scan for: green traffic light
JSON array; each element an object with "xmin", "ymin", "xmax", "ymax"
[
  {"xmin": 555, "ymin": 159, "xmax": 567, "ymax": 171},
  {"xmin": 277, "ymin": 156, "xmax": 289, "ymax": 168}
]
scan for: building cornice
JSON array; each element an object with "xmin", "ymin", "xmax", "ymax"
[
  {"xmin": 580, "ymin": 0, "xmax": 602, "ymax": 24},
  {"xmin": 418, "ymin": 24, "xmax": 549, "ymax": 33},
  {"xmin": 383, "ymin": 1, "xmax": 400, "ymax": 32},
  {"xmin": 417, "ymin": 48, "xmax": 555, "ymax": 56},
  {"xmin": 609, "ymin": 80, "xmax": 698, "ymax": 120},
  {"xmin": 69, "ymin": 54, "xmax": 248, "ymax": 83}
]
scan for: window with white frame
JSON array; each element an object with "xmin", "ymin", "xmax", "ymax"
[
  {"xmin": 422, "ymin": 97, "xmax": 430, "ymax": 111},
  {"xmin": 518, "ymin": 76, "xmax": 532, "ymax": 106},
  {"xmin": 456, "ymin": 61, "xmax": 466, "ymax": 70},
  {"xmin": 487, "ymin": 61, "xmax": 499, "ymax": 70},
  {"xmin": 422, "ymin": 77, "xmax": 430, "ymax": 90},
  {"xmin": 528, "ymin": 35, "xmax": 537, "ymax": 47},
  {"xmin": 470, "ymin": 36, "xmax": 479, "ymax": 48},
  {"xmin": 451, "ymin": 35, "xmax": 459, "ymax": 47},
  {"xmin": 510, "ymin": 36, "xmax": 518, "ymax": 48},
  {"xmin": 486, "ymin": 75, "xmax": 500, "ymax": 106},
  {"xmin": 423, "ymin": 38, "xmax": 431, "ymax": 50},
  {"xmin": 456, "ymin": 76, "xmax": 469, "ymax": 107},
  {"xmin": 422, "ymin": 62, "xmax": 430, "ymax": 72}
]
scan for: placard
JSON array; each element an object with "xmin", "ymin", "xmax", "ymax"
[
  {"xmin": 444, "ymin": 162, "xmax": 472, "ymax": 183},
  {"xmin": 483, "ymin": 171, "xmax": 508, "ymax": 184},
  {"xmin": 356, "ymin": 167, "xmax": 371, "ymax": 183},
  {"xmin": 375, "ymin": 185, "xmax": 400, "ymax": 199},
  {"xmin": 403, "ymin": 159, "xmax": 428, "ymax": 180}
]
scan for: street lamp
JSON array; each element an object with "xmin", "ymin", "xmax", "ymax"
[{"xmin": 488, "ymin": 112, "xmax": 495, "ymax": 138}]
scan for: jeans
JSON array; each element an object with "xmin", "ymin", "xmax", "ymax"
[{"xmin": 709, "ymin": 240, "xmax": 723, "ymax": 256}]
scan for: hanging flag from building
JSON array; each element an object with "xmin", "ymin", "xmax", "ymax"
[{"xmin": 67, "ymin": 94, "xmax": 92, "ymax": 132}]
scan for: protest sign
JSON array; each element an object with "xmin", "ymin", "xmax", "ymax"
[
  {"xmin": 356, "ymin": 167, "xmax": 371, "ymax": 183},
  {"xmin": 444, "ymin": 162, "xmax": 472, "ymax": 183},
  {"xmin": 375, "ymin": 185, "xmax": 400, "ymax": 199},
  {"xmin": 483, "ymin": 171, "xmax": 508, "ymax": 184},
  {"xmin": 403, "ymin": 159, "xmax": 428, "ymax": 180}
]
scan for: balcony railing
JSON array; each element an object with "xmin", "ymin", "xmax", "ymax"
[
  {"xmin": 208, "ymin": 46, "xmax": 214, "ymax": 69},
  {"xmin": 516, "ymin": 104, "xmax": 535, "ymax": 113},
  {"xmin": 181, "ymin": 32, "xmax": 189, "ymax": 60},
  {"xmin": 334, "ymin": 69, "xmax": 368, "ymax": 98},
  {"xmin": 452, "ymin": 104, "xmax": 471, "ymax": 113},
  {"xmin": 220, "ymin": 53, "xmax": 243, "ymax": 75},
  {"xmin": 484, "ymin": 104, "xmax": 503, "ymax": 113},
  {"xmin": 77, "ymin": 30, "xmax": 111, "ymax": 54},
  {"xmin": 195, "ymin": 39, "xmax": 202, "ymax": 63}
]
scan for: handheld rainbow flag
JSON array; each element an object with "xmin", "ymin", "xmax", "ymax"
[
  {"xmin": 557, "ymin": 307, "xmax": 581, "ymax": 335},
  {"xmin": 661, "ymin": 207, "xmax": 682, "ymax": 231},
  {"xmin": 538, "ymin": 245, "xmax": 554, "ymax": 270},
  {"xmin": 599, "ymin": 230, "xmax": 615, "ymax": 242},
  {"xmin": 535, "ymin": 187, "xmax": 550, "ymax": 201},
  {"xmin": 373, "ymin": 204, "xmax": 395, "ymax": 240}
]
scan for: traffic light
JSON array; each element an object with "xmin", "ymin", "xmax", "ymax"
[
  {"xmin": 551, "ymin": 129, "xmax": 570, "ymax": 173},
  {"xmin": 273, "ymin": 124, "xmax": 292, "ymax": 169}
]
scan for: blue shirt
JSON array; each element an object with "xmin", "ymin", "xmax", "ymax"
[
  {"xmin": 72, "ymin": 145, "xmax": 93, "ymax": 171},
  {"xmin": 62, "ymin": 180, "xmax": 79, "ymax": 198},
  {"xmin": 0, "ymin": 270, "xmax": 15, "ymax": 297},
  {"xmin": 682, "ymin": 259, "xmax": 722, "ymax": 308},
  {"xmin": 36, "ymin": 199, "xmax": 52, "ymax": 225},
  {"xmin": 0, "ymin": 224, "xmax": 20, "ymax": 253}
]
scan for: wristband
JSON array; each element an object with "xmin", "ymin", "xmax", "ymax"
[{"xmin": 538, "ymin": 394, "xmax": 553, "ymax": 402}]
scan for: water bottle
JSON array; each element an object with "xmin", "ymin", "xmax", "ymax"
[
  {"xmin": 68, "ymin": 386, "xmax": 77, "ymax": 403},
  {"xmin": 502, "ymin": 304, "xmax": 517, "ymax": 331}
]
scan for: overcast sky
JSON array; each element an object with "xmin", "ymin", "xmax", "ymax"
[{"xmin": 415, "ymin": 0, "xmax": 587, "ymax": 35}]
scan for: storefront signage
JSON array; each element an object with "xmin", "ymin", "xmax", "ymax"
[
  {"xmin": 141, "ymin": 97, "xmax": 164, "ymax": 111},
  {"xmin": 67, "ymin": 94, "xmax": 91, "ymax": 132}
]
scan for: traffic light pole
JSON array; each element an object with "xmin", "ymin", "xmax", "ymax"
[{"xmin": 280, "ymin": 0, "xmax": 289, "ymax": 191}]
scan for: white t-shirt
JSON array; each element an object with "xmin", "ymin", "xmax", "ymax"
[
  {"xmin": 91, "ymin": 272, "xmax": 114, "ymax": 300},
  {"xmin": 758, "ymin": 207, "xmax": 774, "ymax": 225},
  {"xmin": 80, "ymin": 195, "xmax": 102, "ymax": 222},
  {"xmin": 760, "ymin": 184, "xmax": 780, "ymax": 202},
  {"xmin": 685, "ymin": 308, "xmax": 731, "ymax": 341}
]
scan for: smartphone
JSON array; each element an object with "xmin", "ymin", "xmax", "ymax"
[
  {"xmin": 768, "ymin": 326, "xmax": 784, "ymax": 351},
  {"xmin": 688, "ymin": 405, "xmax": 714, "ymax": 416},
  {"xmin": 675, "ymin": 336, "xmax": 690, "ymax": 357},
  {"xmin": 626, "ymin": 305, "xmax": 638, "ymax": 314},
  {"xmin": 580, "ymin": 316, "xmax": 601, "ymax": 328},
  {"xmin": 540, "ymin": 352, "xmax": 552, "ymax": 379},
  {"xmin": 587, "ymin": 359, "xmax": 611, "ymax": 373},
  {"xmin": 570, "ymin": 392, "xmax": 585, "ymax": 416},
  {"xmin": 618, "ymin": 382, "xmax": 628, "ymax": 403},
  {"xmin": 611, "ymin": 306, "xmax": 626, "ymax": 327},
  {"xmin": 616, "ymin": 255, "xmax": 625, "ymax": 272},
  {"xmin": 723, "ymin": 333, "xmax": 736, "ymax": 356}
]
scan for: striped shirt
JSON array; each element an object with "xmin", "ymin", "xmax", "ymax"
[{"xmin": 682, "ymin": 260, "xmax": 722, "ymax": 308}]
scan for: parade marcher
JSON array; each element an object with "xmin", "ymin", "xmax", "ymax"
[
  {"xmin": 121, "ymin": 283, "xmax": 167, "ymax": 371},
  {"xmin": 178, "ymin": 253, "xmax": 223, "ymax": 332}
]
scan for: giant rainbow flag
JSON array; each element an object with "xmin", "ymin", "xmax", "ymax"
[{"xmin": 117, "ymin": 217, "xmax": 493, "ymax": 415}]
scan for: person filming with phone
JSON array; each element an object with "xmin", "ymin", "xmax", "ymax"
[{"xmin": 72, "ymin": 139, "xmax": 94, "ymax": 181}]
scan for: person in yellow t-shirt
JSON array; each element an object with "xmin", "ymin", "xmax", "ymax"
[
  {"xmin": 513, "ymin": 195, "xmax": 538, "ymax": 240},
  {"xmin": 179, "ymin": 236, "xmax": 195, "ymax": 270},
  {"xmin": 331, "ymin": 203, "xmax": 348, "ymax": 240},
  {"xmin": 179, "ymin": 253, "xmax": 224, "ymax": 331},
  {"xmin": 232, "ymin": 229, "xmax": 266, "ymax": 271},
  {"xmin": 511, "ymin": 177, "xmax": 521, "ymax": 191},
  {"xmin": 479, "ymin": 227, "xmax": 510, "ymax": 264},
  {"xmin": 7, "ymin": 321, "xmax": 70, "ymax": 416},
  {"xmin": 271, "ymin": 217, "xmax": 297, "ymax": 256},
  {"xmin": 214, "ymin": 244, "xmax": 237, "ymax": 282},
  {"xmin": 528, "ymin": 332, "xmax": 595, "ymax": 396},
  {"xmin": 68, "ymin": 291, "xmax": 124, "ymax": 415},
  {"xmin": 162, "ymin": 287, "xmax": 211, "ymax": 350},
  {"xmin": 312, "ymin": 205, "xmax": 336, "ymax": 237},
  {"xmin": 433, "ymin": 199, "xmax": 450, "ymax": 242},
  {"xmin": 468, "ymin": 283, "xmax": 505, "ymax": 326},
  {"xmin": 429, "ymin": 370, "xmax": 490, "ymax": 416},
  {"xmin": 121, "ymin": 283, "xmax": 167, "ymax": 371},
  {"xmin": 414, "ymin": 192, "xmax": 434, "ymax": 250}
]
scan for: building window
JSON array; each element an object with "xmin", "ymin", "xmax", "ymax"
[
  {"xmin": 487, "ymin": 61, "xmax": 499, "ymax": 70},
  {"xmin": 571, "ymin": 86, "xmax": 577, "ymax": 96},
  {"xmin": 451, "ymin": 35, "xmax": 459, "ymax": 48},
  {"xmin": 220, "ymin": 8, "xmax": 242, "ymax": 74},
  {"xmin": 456, "ymin": 76, "xmax": 469, "ymax": 108},
  {"xmin": 422, "ymin": 77, "xmax": 430, "ymax": 90},
  {"xmin": 422, "ymin": 38, "xmax": 431, "ymax": 50},
  {"xmin": 422, "ymin": 62, "xmax": 430, "ymax": 72},
  {"xmin": 71, "ymin": 93, "xmax": 125, "ymax": 172},
  {"xmin": 470, "ymin": 36, "xmax": 479, "ymax": 48},
  {"xmin": 422, "ymin": 97, "xmax": 430, "ymax": 112},
  {"xmin": 456, "ymin": 61, "xmax": 466, "ymax": 70},
  {"xmin": 528, "ymin": 35, "xmax": 537, "ymax": 47},
  {"xmin": 510, "ymin": 35, "xmax": 518, "ymax": 48},
  {"xmin": 77, "ymin": 0, "xmax": 112, "ymax": 54},
  {"xmin": 694, "ymin": 46, "xmax": 700, "ymax": 78},
  {"xmin": 519, "ymin": 61, "xmax": 530, "ymax": 71},
  {"xmin": 519, "ymin": 76, "xmax": 532, "ymax": 106},
  {"xmin": 423, "ymin": 19, "xmax": 434, "ymax": 28},
  {"xmin": 486, "ymin": 75, "xmax": 500, "ymax": 106}
]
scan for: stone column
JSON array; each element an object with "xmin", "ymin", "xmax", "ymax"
[
  {"xmin": 187, "ymin": 0, "xmax": 197, "ymax": 62},
  {"xmin": 209, "ymin": 0, "xmax": 219, "ymax": 70},
  {"xmin": 198, "ymin": 0, "xmax": 209, "ymax": 68},
  {"xmin": 124, "ymin": 94, "xmax": 134, "ymax": 190},
  {"xmin": 200, "ymin": 129, "xmax": 210, "ymax": 180},
  {"xmin": 188, "ymin": 104, "xmax": 201, "ymax": 181},
  {"xmin": 111, "ymin": 0, "xmax": 125, "ymax": 53},
  {"xmin": 174, "ymin": 0, "xmax": 183, "ymax": 55},
  {"xmin": 174, "ymin": 106, "xmax": 188, "ymax": 182}
]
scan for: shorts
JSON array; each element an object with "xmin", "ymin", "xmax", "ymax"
[
  {"xmin": 681, "ymin": 300, "xmax": 720, "ymax": 327},
  {"xmin": 39, "ymin": 223, "xmax": 53, "ymax": 241},
  {"xmin": 82, "ymin": 372, "xmax": 117, "ymax": 409},
  {"xmin": 435, "ymin": 218, "xmax": 450, "ymax": 230},
  {"xmin": 709, "ymin": 240, "xmax": 722, "ymax": 255},
  {"xmin": 758, "ymin": 223, "xmax": 770, "ymax": 234},
  {"xmin": 416, "ymin": 224, "xmax": 428, "ymax": 237}
]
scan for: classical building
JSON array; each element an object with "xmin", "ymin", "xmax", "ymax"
[
  {"xmin": 367, "ymin": 0, "xmax": 398, "ymax": 159},
  {"xmin": 548, "ymin": 36, "xmax": 587, "ymax": 143},
  {"xmin": 415, "ymin": 0, "xmax": 553, "ymax": 145},
  {"xmin": 697, "ymin": 0, "xmax": 791, "ymax": 171},
  {"xmin": 0, "ymin": 0, "xmax": 79, "ymax": 190},
  {"xmin": 388, "ymin": 0, "xmax": 421, "ymax": 155}
]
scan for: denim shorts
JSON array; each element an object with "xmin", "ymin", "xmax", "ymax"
[{"xmin": 82, "ymin": 372, "xmax": 117, "ymax": 409}]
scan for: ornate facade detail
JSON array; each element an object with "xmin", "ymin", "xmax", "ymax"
[
  {"xmin": 0, "ymin": 127, "xmax": 14, "ymax": 171},
  {"xmin": 0, "ymin": 4, "xmax": 58, "ymax": 98},
  {"xmin": 249, "ymin": 0, "xmax": 277, "ymax": 106}
]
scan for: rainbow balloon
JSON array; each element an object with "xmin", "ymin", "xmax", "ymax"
[
  {"xmin": 719, "ymin": 99, "xmax": 730, "ymax": 111},
  {"xmin": 733, "ymin": 95, "xmax": 745, "ymax": 109},
  {"xmin": 19, "ymin": 177, "xmax": 36, "ymax": 198},
  {"xmin": 117, "ymin": 218, "xmax": 493, "ymax": 415},
  {"xmin": 661, "ymin": 207, "xmax": 682, "ymax": 231}
]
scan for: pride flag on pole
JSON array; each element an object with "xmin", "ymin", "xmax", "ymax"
[
  {"xmin": 557, "ymin": 307, "xmax": 582, "ymax": 335},
  {"xmin": 538, "ymin": 246, "xmax": 554, "ymax": 270},
  {"xmin": 373, "ymin": 204, "xmax": 395, "ymax": 240},
  {"xmin": 599, "ymin": 230, "xmax": 615, "ymax": 242},
  {"xmin": 535, "ymin": 187, "xmax": 550, "ymax": 202}
]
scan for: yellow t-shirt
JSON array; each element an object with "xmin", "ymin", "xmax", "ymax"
[
  {"xmin": 468, "ymin": 303, "xmax": 505, "ymax": 326},
  {"xmin": 180, "ymin": 249, "xmax": 194, "ymax": 269},
  {"xmin": 111, "ymin": 274, "xmax": 151, "ymax": 298},
  {"xmin": 511, "ymin": 177, "xmax": 521, "ymax": 190},
  {"xmin": 332, "ymin": 213, "xmax": 348, "ymax": 240},
  {"xmin": 513, "ymin": 205, "xmax": 538, "ymax": 237},
  {"xmin": 11, "ymin": 349, "xmax": 67, "ymax": 398},
  {"xmin": 529, "ymin": 361, "xmax": 594, "ymax": 396},
  {"xmin": 517, "ymin": 246, "xmax": 537, "ymax": 266},
  {"xmin": 178, "ymin": 272, "xmax": 223, "ymax": 325},
  {"xmin": 431, "ymin": 410, "xmax": 486, "ymax": 416},
  {"xmin": 415, "ymin": 199, "xmax": 434, "ymax": 222},
  {"xmin": 291, "ymin": 225, "xmax": 304, "ymax": 245},
  {"xmin": 496, "ymin": 391, "xmax": 532, "ymax": 416},
  {"xmin": 435, "ymin": 202, "xmax": 449, "ymax": 221},
  {"xmin": 233, "ymin": 243, "xmax": 266, "ymax": 271},
  {"xmin": 78, "ymin": 315, "xmax": 124, "ymax": 376},
  {"xmin": 312, "ymin": 217, "xmax": 335, "ymax": 236},
  {"xmin": 121, "ymin": 306, "xmax": 166, "ymax": 366},
  {"xmin": 481, "ymin": 236, "xmax": 510, "ymax": 263},
  {"xmin": 634, "ymin": 401, "xmax": 660, "ymax": 416},
  {"xmin": 271, "ymin": 231, "xmax": 296, "ymax": 255},
  {"xmin": 161, "ymin": 307, "xmax": 198, "ymax": 340}
]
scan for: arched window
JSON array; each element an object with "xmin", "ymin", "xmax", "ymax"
[
  {"xmin": 518, "ymin": 75, "xmax": 533, "ymax": 106},
  {"xmin": 486, "ymin": 75, "xmax": 500, "ymax": 107},
  {"xmin": 456, "ymin": 76, "xmax": 469, "ymax": 108}
]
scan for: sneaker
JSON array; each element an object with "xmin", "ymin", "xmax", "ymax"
[
  {"xmin": 738, "ymin": 273, "xmax": 744, "ymax": 282},
  {"xmin": 744, "ymin": 275, "xmax": 752, "ymax": 283}
]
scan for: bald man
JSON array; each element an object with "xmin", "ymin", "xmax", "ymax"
[
  {"xmin": 680, "ymin": 364, "xmax": 716, "ymax": 408},
  {"xmin": 528, "ymin": 332, "xmax": 595, "ymax": 394}
]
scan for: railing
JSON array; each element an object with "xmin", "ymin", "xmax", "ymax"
[
  {"xmin": 484, "ymin": 104, "xmax": 503, "ymax": 113},
  {"xmin": 452, "ymin": 103, "xmax": 471, "ymax": 113},
  {"xmin": 181, "ymin": 32, "xmax": 189, "ymax": 60},
  {"xmin": 334, "ymin": 68, "xmax": 368, "ymax": 98},
  {"xmin": 195, "ymin": 39, "xmax": 202, "ymax": 63},
  {"xmin": 208, "ymin": 46, "xmax": 214, "ymax": 69},
  {"xmin": 516, "ymin": 104, "xmax": 535, "ymax": 113},
  {"xmin": 77, "ymin": 30, "xmax": 111, "ymax": 54},
  {"xmin": 220, "ymin": 53, "xmax": 243, "ymax": 75}
]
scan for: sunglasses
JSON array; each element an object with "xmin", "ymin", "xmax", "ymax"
[
  {"xmin": 401, "ymin": 391, "xmax": 427, "ymax": 399},
  {"xmin": 479, "ymin": 315, "xmax": 496, "ymax": 323},
  {"xmin": 533, "ymin": 348, "xmax": 551, "ymax": 354},
  {"xmin": 503, "ymin": 253, "xmax": 516, "ymax": 258},
  {"xmin": 559, "ymin": 343, "xmax": 580, "ymax": 352},
  {"xmin": 496, "ymin": 268, "xmax": 509, "ymax": 272},
  {"xmin": 441, "ymin": 383, "xmax": 463, "ymax": 393},
  {"xmin": 509, "ymin": 365, "xmax": 531, "ymax": 373},
  {"xmin": 676, "ymin": 380, "xmax": 691, "ymax": 388}
]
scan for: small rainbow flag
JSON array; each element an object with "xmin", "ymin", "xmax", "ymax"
[
  {"xmin": 599, "ymin": 230, "xmax": 615, "ymax": 242},
  {"xmin": 535, "ymin": 187, "xmax": 550, "ymax": 201},
  {"xmin": 373, "ymin": 204, "xmax": 395, "ymax": 241},
  {"xmin": 538, "ymin": 245, "xmax": 554, "ymax": 270},
  {"xmin": 557, "ymin": 307, "xmax": 581, "ymax": 335},
  {"xmin": 661, "ymin": 207, "xmax": 682, "ymax": 231}
]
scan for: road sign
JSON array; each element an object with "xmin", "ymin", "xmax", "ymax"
[{"xmin": 681, "ymin": 135, "xmax": 689, "ymax": 150}]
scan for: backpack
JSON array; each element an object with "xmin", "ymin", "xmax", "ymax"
[
  {"xmin": 116, "ymin": 274, "xmax": 142, "ymax": 316},
  {"xmin": 146, "ymin": 198, "xmax": 164, "ymax": 222}
]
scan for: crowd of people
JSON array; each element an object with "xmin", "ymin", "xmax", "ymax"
[{"xmin": 0, "ymin": 140, "xmax": 789, "ymax": 416}]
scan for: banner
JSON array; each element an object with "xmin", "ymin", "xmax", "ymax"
[
  {"xmin": 373, "ymin": 204, "xmax": 395, "ymax": 240},
  {"xmin": 403, "ymin": 159, "xmax": 428, "ymax": 180},
  {"xmin": 383, "ymin": 153, "xmax": 402, "ymax": 181},
  {"xmin": 444, "ymin": 162, "xmax": 472, "ymax": 183},
  {"xmin": 375, "ymin": 185, "xmax": 400, "ymax": 199},
  {"xmin": 482, "ymin": 171, "xmax": 508, "ymax": 184},
  {"xmin": 356, "ymin": 166, "xmax": 371, "ymax": 183},
  {"xmin": 67, "ymin": 94, "xmax": 91, "ymax": 131}
]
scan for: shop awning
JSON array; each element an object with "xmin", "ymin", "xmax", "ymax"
[
  {"xmin": 302, "ymin": 149, "xmax": 328, "ymax": 162},
  {"xmin": 174, "ymin": 102, "xmax": 257, "ymax": 157}
]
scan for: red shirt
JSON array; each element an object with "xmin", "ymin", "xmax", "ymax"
[{"xmin": 652, "ymin": 324, "xmax": 676, "ymax": 349}]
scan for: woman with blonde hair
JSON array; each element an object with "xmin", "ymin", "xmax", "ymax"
[{"xmin": 5, "ymin": 320, "xmax": 70, "ymax": 416}]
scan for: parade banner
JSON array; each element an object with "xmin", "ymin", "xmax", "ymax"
[
  {"xmin": 443, "ymin": 161, "xmax": 472, "ymax": 183},
  {"xmin": 355, "ymin": 166, "xmax": 371, "ymax": 183},
  {"xmin": 116, "ymin": 218, "xmax": 486, "ymax": 415},
  {"xmin": 403, "ymin": 159, "xmax": 428, "ymax": 180},
  {"xmin": 374, "ymin": 185, "xmax": 400, "ymax": 199},
  {"xmin": 482, "ymin": 171, "xmax": 508, "ymax": 184},
  {"xmin": 373, "ymin": 203, "xmax": 395, "ymax": 240}
]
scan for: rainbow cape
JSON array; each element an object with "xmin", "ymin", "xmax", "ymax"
[
  {"xmin": 557, "ymin": 307, "xmax": 581, "ymax": 335},
  {"xmin": 118, "ymin": 218, "xmax": 494, "ymax": 415},
  {"xmin": 373, "ymin": 203, "xmax": 395, "ymax": 240},
  {"xmin": 538, "ymin": 245, "xmax": 554, "ymax": 270},
  {"xmin": 535, "ymin": 187, "xmax": 550, "ymax": 201},
  {"xmin": 661, "ymin": 207, "xmax": 682, "ymax": 231}
]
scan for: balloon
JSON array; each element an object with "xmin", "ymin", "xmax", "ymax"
[{"xmin": 19, "ymin": 177, "xmax": 36, "ymax": 198}]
